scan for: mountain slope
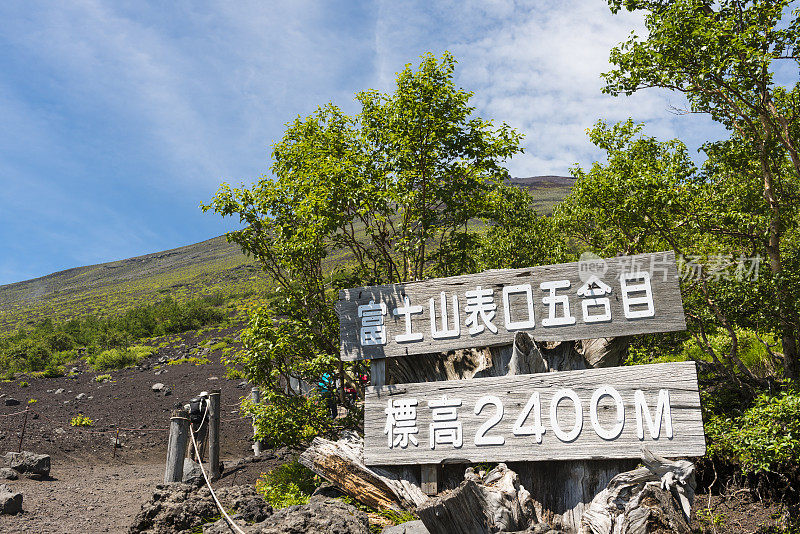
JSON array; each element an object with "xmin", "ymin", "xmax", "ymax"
[
  {"xmin": 0, "ymin": 235, "xmax": 267, "ymax": 332},
  {"xmin": 0, "ymin": 176, "xmax": 574, "ymax": 332}
]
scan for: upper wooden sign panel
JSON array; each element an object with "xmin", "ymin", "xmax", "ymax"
[{"xmin": 337, "ymin": 251, "xmax": 685, "ymax": 361}]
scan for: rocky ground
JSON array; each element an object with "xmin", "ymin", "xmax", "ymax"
[
  {"xmin": 0, "ymin": 326, "xmax": 794, "ymax": 533},
  {"xmin": 0, "ymin": 327, "xmax": 291, "ymax": 533}
]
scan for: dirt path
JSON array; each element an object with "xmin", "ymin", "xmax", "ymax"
[{"xmin": 0, "ymin": 462, "xmax": 163, "ymax": 533}]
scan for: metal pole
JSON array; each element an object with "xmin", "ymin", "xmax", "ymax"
[
  {"xmin": 208, "ymin": 389, "xmax": 221, "ymax": 480},
  {"xmin": 250, "ymin": 387, "xmax": 261, "ymax": 456},
  {"xmin": 164, "ymin": 409, "xmax": 189, "ymax": 483}
]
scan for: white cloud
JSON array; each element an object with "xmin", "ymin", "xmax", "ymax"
[
  {"xmin": 370, "ymin": 0, "xmax": 727, "ymax": 176},
  {"xmin": 0, "ymin": 0, "xmax": 735, "ymax": 283}
]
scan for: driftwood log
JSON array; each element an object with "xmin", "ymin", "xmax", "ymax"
[
  {"xmin": 417, "ymin": 463, "xmax": 536, "ymax": 533},
  {"xmin": 581, "ymin": 449, "xmax": 696, "ymax": 534},
  {"xmin": 383, "ymin": 332, "xmax": 633, "ymax": 532},
  {"xmin": 298, "ymin": 431, "xmax": 427, "ymax": 511}
]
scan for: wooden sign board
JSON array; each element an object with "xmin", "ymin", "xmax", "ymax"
[
  {"xmin": 364, "ymin": 362, "xmax": 705, "ymax": 466},
  {"xmin": 338, "ymin": 251, "xmax": 685, "ymax": 361}
]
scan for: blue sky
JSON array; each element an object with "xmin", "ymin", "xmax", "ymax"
[{"xmin": 0, "ymin": 0, "xmax": 732, "ymax": 286}]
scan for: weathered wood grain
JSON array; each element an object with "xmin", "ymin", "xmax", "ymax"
[
  {"xmin": 298, "ymin": 431, "xmax": 428, "ymax": 510},
  {"xmin": 339, "ymin": 252, "xmax": 685, "ymax": 361},
  {"xmin": 364, "ymin": 362, "xmax": 704, "ymax": 466}
]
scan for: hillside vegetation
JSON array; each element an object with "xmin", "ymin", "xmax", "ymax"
[
  {"xmin": 0, "ymin": 177, "xmax": 571, "ymax": 378},
  {"xmin": 0, "ymin": 178, "xmax": 568, "ymax": 336},
  {"xmin": 0, "ymin": 235, "xmax": 272, "ymax": 334}
]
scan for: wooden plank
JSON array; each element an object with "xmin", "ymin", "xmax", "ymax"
[
  {"xmin": 364, "ymin": 362, "xmax": 705, "ymax": 466},
  {"xmin": 371, "ymin": 359, "xmax": 386, "ymax": 387},
  {"xmin": 338, "ymin": 251, "xmax": 685, "ymax": 361}
]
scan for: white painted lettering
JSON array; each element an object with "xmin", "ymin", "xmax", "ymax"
[
  {"xmin": 550, "ymin": 388, "xmax": 583, "ymax": 442},
  {"xmin": 590, "ymin": 386, "xmax": 624, "ymax": 440},
  {"xmin": 473, "ymin": 396, "xmax": 505, "ymax": 446},
  {"xmin": 503, "ymin": 283, "xmax": 536, "ymax": 330},
  {"xmin": 540, "ymin": 280, "xmax": 576, "ymax": 327},
  {"xmin": 635, "ymin": 389, "xmax": 673, "ymax": 440}
]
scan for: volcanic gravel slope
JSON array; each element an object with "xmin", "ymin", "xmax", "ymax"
[{"xmin": 0, "ymin": 325, "xmax": 290, "ymax": 533}]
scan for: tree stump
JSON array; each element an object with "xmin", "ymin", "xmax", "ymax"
[{"xmin": 417, "ymin": 463, "xmax": 536, "ymax": 533}]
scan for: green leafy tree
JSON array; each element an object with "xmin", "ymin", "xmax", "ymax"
[
  {"xmin": 557, "ymin": 120, "xmax": 781, "ymax": 385},
  {"xmin": 203, "ymin": 52, "xmax": 530, "ymax": 445},
  {"xmin": 603, "ymin": 0, "xmax": 800, "ymax": 378}
]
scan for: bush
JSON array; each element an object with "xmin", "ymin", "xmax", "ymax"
[
  {"xmin": 706, "ymin": 386, "xmax": 800, "ymax": 475},
  {"xmin": 244, "ymin": 394, "xmax": 333, "ymax": 449},
  {"xmin": 0, "ymin": 295, "xmax": 229, "ymax": 375},
  {"xmin": 85, "ymin": 345, "xmax": 155, "ymax": 371},
  {"xmin": 255, "ymin": 460, "xmax": 320, "ymax": 509},
  {"xmin": 70, "ymin": 414, "xmax": 94, "ymax": 427}
]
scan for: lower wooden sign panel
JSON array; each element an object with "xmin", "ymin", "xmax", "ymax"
[{"xmin": 364, "ymin": 362, "xmax": 705, "ymax": 466}]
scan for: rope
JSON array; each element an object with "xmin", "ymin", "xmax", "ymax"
[
  {"xmin": 192, "ymin": 399, "xmax": 210, "ymax": 435},
  {"xmin": 0, "ymin": 409, "xmax": 29, "ymax": 418},
  {"xmin": 29, "ymin": 408, "xmax": 170, "ymax": 433},
  {"xmin": 189, "ymin": 423, "xmax": 246, "ymax": 534}
]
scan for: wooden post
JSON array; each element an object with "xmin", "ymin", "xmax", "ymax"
[
  {"xmin": 208, "ymin": 389, "xmax": 221, "ymax": 480},
  {"xmin": 164, "ymin": 408, "xmax": 189, "ymax": 483},
  {"xmin": 17, "ymin": 405, "xmax": 28, "ymax": 453},
  {"xmin": 370, "ymin": 359, "xmax": 385, "ymax": 387},
  {"xmin": 250, "ymin": 387, "xmax": 262, "ymax": 456},
  {"xmin": 421, "ymin": 465, "xmax": 438, "ymax": 496}
]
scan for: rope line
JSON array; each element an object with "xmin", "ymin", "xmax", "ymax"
[
  {"xmin": 0, "ymin": 409, "xmax": 29, "ymax": 418},
  {"xmin": 189, "ymin": 423, "xmax": 246, "ymax": 534}
]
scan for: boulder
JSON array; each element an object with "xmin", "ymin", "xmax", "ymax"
[
  {"xmin": 129, "ymin": 483, "xmax": 270, "ymax": 534},
  {"xmin": 0, "ymin": 483, "xmax": 22, "ymax": 515},
  {"xmin": 4, "ymin": 451, "xmax": 50, "ymax": 478},
  {"xmin": 203, "ymin": 496, "xmax": 369, "ymax": 534},
  {"xmin": 151, "ymin": 383, "xmax": 165, "ymax": 392},
  {"xmin": 4, "ymin": 398, "xmax": 20, "ymax": 406},
  {"xmin": 182, "ymin": 458, "xmax": 204, "ymax": 485},
  {"xmin": 0, "ymin": 468, "xmax": 18, "ymax": 480}
]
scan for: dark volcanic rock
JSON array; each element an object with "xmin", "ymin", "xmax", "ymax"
[
  {"xmin": 311, "ymin": 483, "xmax": 346, "ymax": 499},
  {"xmin": 0, "ymin": 467, "xmax": 18, "ymax": 480},
  {"xmin": 0, "ymin": 483, "xmax": 23, "ymax": 515},
  {"xmin": 129, "ymin": 483, "xmax": 271, "ymax": 534},
  {"xmin": 181, "ymin": 458, "xmax": 203, "ymax": 486},
  {"xmin": 203, "ymin": 496, "xmax": 369, "ymax": 534},
  {"xmin": 4, "ymin": 451, "xmax": 50, "ymax": 478}
]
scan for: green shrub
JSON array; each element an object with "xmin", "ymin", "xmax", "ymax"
[
  {"xmin": 38, "ymin": 362, "xmax": 66, "ymax": 378},
  {"xmin": 706, "ymin": 386, "xmax": 800, "ymax": 475},
  {"xmin": 18, "ymin": 381, "xmax": 28, "ymax": 387},
  {"xmin": 255, "ymin": 460, "xmax": 320, "ymax": 509},
  {"xmin": 85, "ymin": 345, "xmax": 155, "ymax": 371},
  {"xmin": 224, "ymin": 367, "xmax": 243, "ymax": 380},
  {"xmin": 70, "ymin": 414, "xmax": 94, "ymax": 427},
  {"xmin": 244, "ymin": 394, "xmax": 333, "ymax": 449},
  {"xmin": 680, "ymin": 329, "xmax": 782, "ymax": 378},
  {"xmin": 0, "ymin": 295, "xmax": 229, "ymax": 376},
  {"xmin": 626, "ymin": 328, "xmax": 782, "ymax": 379},
  {"xmin": 94, "ymin": 374, "xmax": 112, "ymax": 382},
  {"xmin": 166, "ymin": 357, "xmax": 210, "ymax": 366}
]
